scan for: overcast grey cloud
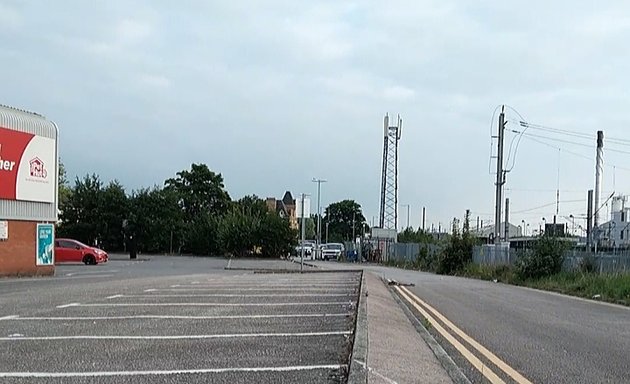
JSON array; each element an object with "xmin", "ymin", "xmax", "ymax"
[{"xmin": 1, "ymin": 0, "xmax": 630, "ymax": 231}]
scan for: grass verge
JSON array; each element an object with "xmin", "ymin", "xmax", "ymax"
[{"xmin": 458, "ymin": 263, "xmax": 630, "ymax": 306}]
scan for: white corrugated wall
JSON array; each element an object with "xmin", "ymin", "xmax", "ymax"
[{"xmin": 0, "ymin": 104, "xmax": 58, "ymax": 221}]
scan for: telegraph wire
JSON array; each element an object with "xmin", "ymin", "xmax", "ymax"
[{"xmin": 511, "ymin": 119, "xmax": 630, "ymax": 146}]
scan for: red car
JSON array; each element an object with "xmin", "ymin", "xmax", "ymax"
[{"xmin": 55, "ymin": 238, "xmax": 108, "ymax": 265}]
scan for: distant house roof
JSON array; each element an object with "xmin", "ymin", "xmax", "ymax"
[
  {"xmin": 473, "ymin": 223, "xmax": 522, "ymax": 238},
  {"xmin": 282, "ymin": 191, "xmax": 295, "ymax": 206},
  {"xmin": 276, "ymin": 200, "xmax": 288, "ymax": 217}
]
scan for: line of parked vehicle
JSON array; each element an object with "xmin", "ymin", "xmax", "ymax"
[
  {"xmin": 293, "ymin": 241, "xmax": 345, "ymax": 261},
  {"xmin": 54, "ymin": 238, "xmax": 343, "ymax": 266}
]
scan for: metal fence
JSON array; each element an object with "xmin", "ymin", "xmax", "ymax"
[
  {"xmin": 385, "ymin": 243, "xmax": 441, "ymax": 262},
  {"xmin": 472, "ymin": 244, "xmax": 512, "ymax": 265},
  {"xmin": 473, "ymin": 245, "xmax": 630, "ymax": 274}
]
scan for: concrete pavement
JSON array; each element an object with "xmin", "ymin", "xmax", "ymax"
[{"xmin": 363, "ymin": 272, "xmax": 453, "ymax": 384}]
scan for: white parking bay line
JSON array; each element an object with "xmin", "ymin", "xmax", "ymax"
[
  {"xmin": 116, "ymin": 293, "xmax": 351, "ymax": 298},
  {"xmin": 1, "ymin": 313, "xmax": 352, "ymax": 321},
  {"xmin": 69, "ymin": 301, "xmax": 352, "ymax": 307},
  {"xmin": 0, "ymin": 274, "xmax": 114, "ymax": 284},
  {"xmin": 0, "ymin": 331, "xmax": 353, "ymax": 341},
  {"xmin": 173, "ymin": 284, "xmax": 355, "ymax": 288},
  {"xmin": 65, "ymin": 270, "xmax": 119, "ymax": 277},
  {"xmin": 149, "ymin": 288, "xmax": 356, "ymax": 292},
  {"xmin": 0, "ymin": 364, "xmax": 346, "ymax": 378}
]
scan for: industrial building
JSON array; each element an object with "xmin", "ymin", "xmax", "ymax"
[
  {"xmin": 597, "ymin": 195, "xmax": 630, "ymax": 248},
  {"xmin": 0, "ymin": 105, "xmax": 58, "ymax": 277}
]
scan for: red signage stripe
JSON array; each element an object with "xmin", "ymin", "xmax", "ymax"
[{"xmin": 0, "ymin": 126, "xmax": 35, "ymax": 200}]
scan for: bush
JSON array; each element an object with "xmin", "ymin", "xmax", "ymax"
[
  {"xmin": 415, "ymin": 245, "xmax": 438, "ymax": 271},
  {"xmin": 437, "ymin": 234, "xmax": 476, "ymax": 274},
  {"xmin": 515, "ymin": 235, "xmax": 570, "ymax": 279},
  {"xmin": 257, "ymin": 213, "xmax": 297, "ymax": 258}
]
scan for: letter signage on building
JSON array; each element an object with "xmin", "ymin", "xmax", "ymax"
[{"xmin": 0, "ymin": 126, "xmax": 56, "ymax": 203}]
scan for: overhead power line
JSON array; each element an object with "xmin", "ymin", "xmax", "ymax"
[
  {"xmin": 521, "ymin": 135, "xmax": 592, "ymax": 161},
  {"xmin": 520, "ymin": 135, "xmax": 630, "ymax": 173},
  {"xmin": 513, "ymin": 119, "xmax": 630, "ymax": 146},
  {"xmin": 512, "ymin": 199, "xmax": 586, "ymax": 214},
  {"xmin": 515, "ymin": 131, "xmax": 630, "ymax": 156}
]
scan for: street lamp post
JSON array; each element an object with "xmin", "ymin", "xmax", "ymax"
[
  {"xmin": 569, "ymin": 214, "xmax": 575, "ymax": 236},
  {"xmin": 312, "ymin": 178, "xmax": 327, "ymax": 259},
  {"xmin": 521, "ymin": 220, "xmax": 526, "ymax": 236}
]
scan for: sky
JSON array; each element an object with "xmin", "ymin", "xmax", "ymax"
[{"xmin": 2, "ymin": 0, "xmax": 630, "ymax": 234}]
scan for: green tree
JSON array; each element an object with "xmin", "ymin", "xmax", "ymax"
[
  {"xmin": 298, "ymin": 217, "xmax": 316, "ymax": 239},
  {"xmin": 58, "ymin": 174, "xmax": 104, "ymax": 245},
  {"xmin": 398, "ymin": 228, "xmax": 435, "ymax": 244},
  {"xmin": 58, "ymin": 159, "xmax": 72, "ymax": 209},
  {"xmin": 258, "ymin": 213, "xmax": 297, "ymax": 257},
  {"xmin": 100, "ymin": 181, "xmax": 128, "ymax": 250},
  {"xmin": 436, "ymin": 211, "xmax": 477, "ymax": 274},
  {"xmin": 324, "ymin": 200, "xmax": 367, "ymax": 242},
  {"xmin": 165, "ymin": 163, "xmax": 231, "ymax": 220},
  {"xmin": 235, "ymin": 195, "xmax": 269, "ymax": 217},
  {"xmin": 129, "ymin": 187, "xmax": 186, "ymax": 254},
  {"xmin": 185, "ymin": 212, "xmax": 220, "ymax": 256},
  {"xmin": 219, "ymin": 209, "xmax": 261, "ymax": 257}
]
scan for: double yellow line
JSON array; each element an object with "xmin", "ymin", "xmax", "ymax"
[{"xmin": 394, "ymin": 285, "xmax": 532, "ymax": 384}]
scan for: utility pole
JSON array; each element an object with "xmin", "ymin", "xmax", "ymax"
[
  {"xmin": 352, "ymin": 211, "xmax": 356, "ymax": 242},
  {"xmin": 594, "ymin": 131, "xmax": 604, "ymax": 228},
  {"xmin": 494, "ymin": 106, "xmax": 506, "ymax": 243},
  {"xmin": 312, "ymin": 178, "xmax": 327, "ymax": 258},
  {"xmin": 504, "ymin": 198, "xmax": 510, "ymax": 242}
]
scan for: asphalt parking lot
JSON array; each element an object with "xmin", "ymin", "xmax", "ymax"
[{"xmin": 0, "ymin": 259, "xmax": 361, "ymax": 383}]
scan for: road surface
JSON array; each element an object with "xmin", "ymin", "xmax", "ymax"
[{"xmin": 312, "ymin": 261, "xmax": 630, "ymax": 384}]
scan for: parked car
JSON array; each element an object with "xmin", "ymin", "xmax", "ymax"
[
  {"xmin": 55, "ymin": 238, "xmax": 108, "ymax": 265},
  {"xmin": 294, "ymin": 244, "xmax": 313, "ymax": 257},
  {"xmin": 321, "ymin": 243, "xmax": 345, "ymax": 261}
]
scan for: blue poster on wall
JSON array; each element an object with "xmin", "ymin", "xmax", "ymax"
[{"xmin": 36, "ymin": 223, "xmax": 54, "ymax": 266}]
